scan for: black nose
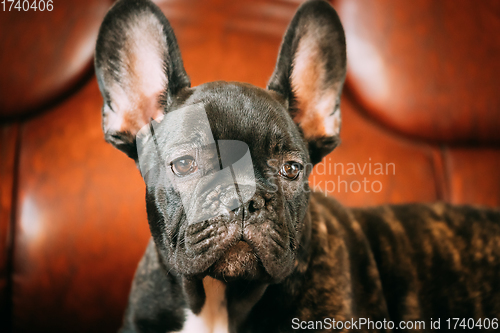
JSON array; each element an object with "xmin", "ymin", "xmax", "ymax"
[
  {"xmin": 247, "ymin": 195, "xmax": 265, "ymax": 213},
  {"xmin": 235, "ymin": 192, "xmax": 269, "ymax": 220},
  {"xmin": 231, "ymin": 185, "xmax": 272, "ymax": 218}
]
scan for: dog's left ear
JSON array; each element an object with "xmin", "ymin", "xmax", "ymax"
[
  {"xmin": 268, "ymin": 0, "xmax": 346, "ymax": 164},
  {"xmin": 95, "ymin": 0, "xmax": 190, "ymax": 159}
]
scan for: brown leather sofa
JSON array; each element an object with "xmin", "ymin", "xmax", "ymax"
[{"xmin": 1, "ymin": 0, "xmax": 499, "ymax": 332}]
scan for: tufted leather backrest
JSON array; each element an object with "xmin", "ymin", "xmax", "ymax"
[
  {"xmin": 0, "ymin": 0, "xmax": 112, "ymax": 118},
  {"xmin": 337, "ymin": 0, "xmax": 500, "ymax": 144}
]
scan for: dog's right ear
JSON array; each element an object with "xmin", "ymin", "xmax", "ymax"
[
  {"xmin": 268, "ymin": 0, "xmax": 346, "ymax": 165},
  {"xmin": 95, "ymin": 0, "xmax": 190, "ymax": 159}
]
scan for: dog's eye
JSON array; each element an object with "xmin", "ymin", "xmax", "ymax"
[
  {"xmin": 171, "ymin": 156, "xmax": 197, "ymax": 176},
  {"xmin": 279, "ymin": 161, "xmax": 302, "ymax": 180}
]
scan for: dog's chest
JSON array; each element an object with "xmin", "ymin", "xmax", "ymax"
[{"xmin": 174, "ymin": 277, "xmax": 229, "ymax": 333}]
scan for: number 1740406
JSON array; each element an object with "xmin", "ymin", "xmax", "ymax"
[
  {"xmin": 2, "ymin": 0, "xmax": 53, "ymax": 11},
  {"xmin": 446, "ymin": 318, "xmax": 498, "ymax": 330}
]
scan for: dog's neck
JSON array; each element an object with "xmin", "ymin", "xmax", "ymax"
[{"xmin": 176, "ymin": 210, "xmax": 314, "ymax": 333}]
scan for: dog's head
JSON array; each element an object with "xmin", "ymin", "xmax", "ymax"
[{"xmin": 95, "ymin": 0, "xmax": 346, "ymax": 284}]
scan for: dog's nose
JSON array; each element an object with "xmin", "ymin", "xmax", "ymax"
[
  {"xmin": 237, "ymin": 193, "xmax": 269, "ymax": 219},
  {"xmin": 248, "ymin": 195, "xmax": 265, "ymax": 213}
]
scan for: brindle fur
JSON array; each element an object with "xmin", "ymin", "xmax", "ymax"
[{"xmin": 122, "ymin": 195, "xmax": 500, "ymax": 332}]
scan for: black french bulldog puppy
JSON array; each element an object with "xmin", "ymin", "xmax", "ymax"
[{"xmin": 94, "ymin": 0, "xmax": 500, "ymax": 332}]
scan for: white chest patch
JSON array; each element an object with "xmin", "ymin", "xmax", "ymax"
[{"xmin": 174, "ymin": 277, "xmax": 229, "ymax": 333}]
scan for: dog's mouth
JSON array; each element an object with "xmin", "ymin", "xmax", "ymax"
[
  {"xmin": 208, "ymin": 240, "xmax": 268, "ymax": 281},
  {"xmin": 178, "ymin": 212, "xmax": 295, "ymax": 282}
]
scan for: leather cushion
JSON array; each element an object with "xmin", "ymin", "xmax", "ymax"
[
  {"xmin": 337, "ymin": 0, "xmax": 500, "ymax": 144},
  {"xmin": 0, "ymin": 0, "xmax": 112, "ymax": 118}
]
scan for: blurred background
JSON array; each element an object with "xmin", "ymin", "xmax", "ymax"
[{"xmin": 0, "ymin": 0, "xmax": 499, "ymax": 331}]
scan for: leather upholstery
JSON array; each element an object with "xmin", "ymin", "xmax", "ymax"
[
  {"xmin": 0, "ymin": 0, "xmax": 112, "ymax": 118},
  {"xmin": 445, "ymin": 149, "xmax": 500, "ymax": 207},
  {"xmin": 0, "ymin": 124, "xmax": 18, "ymax": 328},
  {"xmin": 337, "ymin": 0, "xmax": 500, "ymax": 144},
  {"xmin": 12, "ymin": 80, "xmax": 149, "ymax": 332},
  {"xmin": 0, "ymin": 0, "xmax": 498, "ymax": 332}
]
